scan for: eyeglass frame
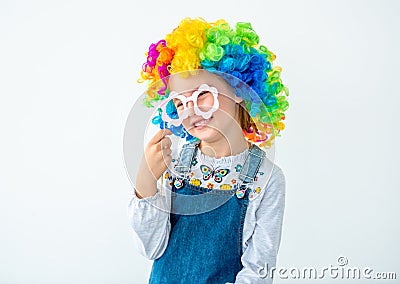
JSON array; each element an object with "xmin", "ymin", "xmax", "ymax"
[{"xmin": 160, "ymin": 83, "xmax": 220, "ymax": 126}]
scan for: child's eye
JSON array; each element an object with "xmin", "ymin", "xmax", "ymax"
[{"xmin": 173, "ymin": 99, "xmax": 183, "ymax": 108}]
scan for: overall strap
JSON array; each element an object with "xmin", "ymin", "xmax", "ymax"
[
  {"xmin": 238, "ymin": 144, "xmax": 266, "ymax": 188},
  {"xmin": 175, "ymin": 140, "xmax": 200, "ymax": 178}
]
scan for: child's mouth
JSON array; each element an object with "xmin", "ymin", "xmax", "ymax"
[{"xmin": 194, "ymin": 117, "xmax": 212, "ymax": 129}]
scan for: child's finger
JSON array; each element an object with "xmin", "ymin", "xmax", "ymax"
[
  {"xmin": 161, "ymin": 136, "xmax": 172, "ymax": 149},
  {"xmin": 162, "ymin": 147, "xmax": 172, "ymax": 157},
  {"xmin": 150, "ymin": 129, "xmax": 172, "ymax": 144}
]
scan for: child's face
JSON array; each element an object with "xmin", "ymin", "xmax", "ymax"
[{"xmin": 168, "ymin": 70, "xmax": 243, "ymax": 143}]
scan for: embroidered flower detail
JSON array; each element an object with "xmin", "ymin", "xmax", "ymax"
[
  {"xmin": 220, "ymin": 184, "xmax": 231, "ymax": 190},
  {"xmin": 259, "ymin": 171, "xmax": 264, "ymax": 175},
  {"xmin": 231, "ymin": 179, "xmax": 237, "ymax": 185},
  {"xmin": 206, "ymin": 182, "xmax": 214, "ymax": 189},
  {"xmin": 255, "ymin": 187, "xmax": 261, "ymax": 194},
  {"xmin": 254, "ymin": 176, "xmax": 258, "ymax": 182},
  {"xmin": 172, "ymin": 159, "xmax": 176, "ymax": 163},
  {"xmin": 190, "ymin": 179, "xmax": 201, "ymax": 186},
  {"xmin": 169, "ymin": 181, "xmax": 173, "ymax": 186},
  {"xmin": 235, "ymin": 164, "xmax": 242, "ymax": 172},
  {"xmin": 191, "ymin": 157, "xmax": 198, "ymax": 166},
  {"xmin": 164, "ymin": 172, "xmax": 170, "ymax": 179},
  {"xmin": 190, "ymin": 172, "xmax": 195, "ymax": 178}
]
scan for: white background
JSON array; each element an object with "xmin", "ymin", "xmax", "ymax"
[{"xmin": 1, "ymin": 0, "xmax": 399, "ymax": 283}]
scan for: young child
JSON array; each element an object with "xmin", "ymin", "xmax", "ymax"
[{"xmin": 127, "ymin": 17, "xmax": 289, "ymax": 283}]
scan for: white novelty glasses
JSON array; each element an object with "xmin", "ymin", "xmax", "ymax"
[{"xmin": 160, "ymin": 84, "xmax": 220, "ymax": 126}]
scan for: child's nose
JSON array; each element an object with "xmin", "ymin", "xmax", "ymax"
[{"xmin": 187, "ymin": 100, "xmax": 195, "ymax": 115}]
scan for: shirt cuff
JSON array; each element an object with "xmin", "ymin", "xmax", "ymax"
[{"xmin": 128, "ymin": 188, "xmax": 171, "ymax": 220}]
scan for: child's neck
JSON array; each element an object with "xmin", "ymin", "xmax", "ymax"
[{"xmin": 199, "ymin": 137, "xmax": 250, "ymax": 159}]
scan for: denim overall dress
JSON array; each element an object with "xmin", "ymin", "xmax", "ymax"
[{"xmin": 149, "ymin": 140, "xmax": 265, "ymax": 284}]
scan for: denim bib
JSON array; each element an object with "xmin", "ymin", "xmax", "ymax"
[{"xmin": 149, "ymin": 141, "xmax": 265, "ymax": 284}]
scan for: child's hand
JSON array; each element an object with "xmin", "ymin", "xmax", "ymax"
[
  {"xmin": 135, "ymin": 129, "xmax": 173, "ymax": 198},
  {"xmin": 144, "ymin": 129, "xmax": 173, "ymax": 180}
]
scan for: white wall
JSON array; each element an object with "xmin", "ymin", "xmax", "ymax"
[{"xmin": 0, "ymin": 0, "xmax": 399, "ymax": 283}]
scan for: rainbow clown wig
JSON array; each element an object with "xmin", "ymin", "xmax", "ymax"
[{"xmin": 138, "ymin": 17, "xmax": 289, "ymax": 148}]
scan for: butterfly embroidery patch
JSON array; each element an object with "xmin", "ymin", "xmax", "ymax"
[{"xmin": 200, "ymin": 165, "xmax": 230, "ymax": 183}]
